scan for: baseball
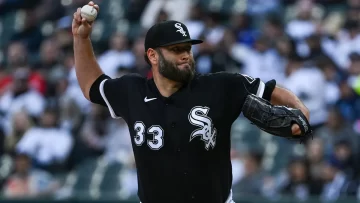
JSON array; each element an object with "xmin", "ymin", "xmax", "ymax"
[{"xmin": 80, "ymin": 5, "xmax": 98, "ymax": 22}]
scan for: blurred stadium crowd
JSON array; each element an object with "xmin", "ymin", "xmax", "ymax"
[{"xmin": 0, "ymin": 0, "xmax": 359, "ymax": 202}]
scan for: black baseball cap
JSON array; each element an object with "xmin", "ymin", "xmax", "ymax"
[{"xmin": 144, "ymin": 20, "xmax": 203, "ymax": 51}]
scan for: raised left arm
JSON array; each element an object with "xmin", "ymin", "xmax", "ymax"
[
  {"xmin": 270, "ymin": 86, "xmax": 310, "ymax": 118},
  {"xmin": 270, "ymin": 86, "xmax": 310, "ymax": 135}
]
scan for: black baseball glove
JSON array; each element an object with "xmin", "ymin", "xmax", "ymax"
[{"xmin": 241, "ymin": 94, "xmax": 312, "ymax": 142}]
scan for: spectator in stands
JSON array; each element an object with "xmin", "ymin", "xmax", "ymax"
[
  {"xmin": 54, "ymin": 76, "xmax": 83, "ymax": 133},
  {"xmin": 317, "ymin": 107, "xmax": 360, "ymax": 160},
  {"xmin": 332, "ymin": 140, "xmax": 358, "ymax": 180},
  {"xmin": 239, "ymin": 35, "xmax": 287, "ymax": 84},
  {"xmin": 0, "ymin": 67, "xmax": 46, "ymax": 135},
  {"xmin": 1, "ymin": 41, "xmax": 47, "ymax": 95},
  {"xmin": 274, "ymin": 36, "xmax": 297, "ymax": 60},
  {"xmin": 229, "ymin": 13, "xmax": 258, "ymax": 47},
  {"xmin": 194, "ymin": 35, "xmax": 226, "ymax": 74},
  {"xmin": 347, "ymin": 52, "xmax": 360, "ymax": 87},
  {"xmin": 103, "ymin": 117, "xmax": 133, "ymax": 166},
  {"xmin": 5, "ymin": 41, "xmax": 28, "ymax": 69},
  {"xmin": 283, "ymin": 54, "xmax": 328, "ymax": 130},
  {"xmin": 37, "ymin": 37, "xmax": 62, "ymax": 72},
  {"xmin": 54, "ymin": 16, "xmax": 73, "ymax": 50},
  {"xmin": 97, "ymin": 33, "xmax": 135, "ymax": 78},
  {"xmin": 194, "ymin": 28, "xmax": 243, "ymax": 74},
  {"xmin": 247, "ymin": 0, "xmax": 280, "ymax": 16},
  {"xmin": 217, "ymin": 29, "xmax": 244, "ymax": 73},
  {"xmin": 306, "ymin": 138, "xmax": 326, "ymax": 181},
  {"xmin": 262, "ymin": 15, "xmax": 285, "ymax": 46},
  {"xmin": 232, "ymin": 149, "xmax": 267, "ymax": 195},
  {"xmin": 2, "ymin": 153, "xmax": 59, "ymax": 198},
  {"xmin": 315, "ymin": 55, "xmax": 341, "ymax": 106},
  {"xmin": 1, "ymin": 41, "xmax": 36, "ymax": 95},
  {"xmin": 336, "ymin": 77, "xmax": 360, "ymax": 121},
  {"xmin": 320, "ymin": 155, "xmax": 351, "ymax": 202},
  {"xmin": 184, "ymin": 3, "xmax": 205, "ymax": 43},
  {"xmin": 77, "ymin": 104, "xmax": 111, "ymax": 160},
  {"xmin": 277, "ymin": 157, "xmax": 322, "ymax": 201},
  {"xmin": 130, "ymin": 36, "xmax": 152, "ymax": 78},
  {"xmin": 333, "ymin": 20, "xmax": 360, "ymax": 70},
  {"xmin": 347, "ymin": 0, "xmax": 360, "ymax": 22},
  {"xmin": 65, "ymin": 48, "xmax": 91, "ymax": 115},
  {"xmin": 285, "ymin": 0, "xmax": 323, "ymax": 41},
  {"xmin": 15, "ymin": 108, "xmax": 73, "ymax": 174},
  {"xmin": 304, "ymin": 34, "xmax": 328, "ymax": 60},
  {"xmin": 201, "ymin": 11, "xmax": 226, "ymax": 47},
  {"xmin": 230, "ymin": 148, "xmax": 245, "ymax": 187},
  {"xmin": 4, "ymin": 111, "xmax": 33, "ymax": 156},
  {"xmin": 155, "ymin": 9, "xmax": 169, "ymax": 23}
]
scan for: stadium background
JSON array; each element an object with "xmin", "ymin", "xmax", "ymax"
[{"xmin": 0, "ymin": 0, "xmax": 359, "ymax": 202}]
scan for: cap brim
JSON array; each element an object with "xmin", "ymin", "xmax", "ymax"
[{"xmin": 159, "ymin": 39, "xmax": 203, "ymax": 47}]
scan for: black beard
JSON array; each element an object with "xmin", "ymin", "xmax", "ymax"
[{"xmin": 157, "ymin": 50, "xmax": 195, "ymax": 83}]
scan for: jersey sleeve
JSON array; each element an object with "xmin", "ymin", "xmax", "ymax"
[
  {"xmin": 89, "ymin": 73, "xmax": 140, "ymax": 119},
  {"xmin": 224, "ymin": 73, "xmax": 275, "ymax": 99},
  {"xmin": 222, "ymin": 72, "xmax": 276, "ymax": 118}
]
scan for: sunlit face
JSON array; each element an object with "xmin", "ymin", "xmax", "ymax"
[{"xmin": 156, "ymin": 43, "xmax": 196, "ymax": 83}]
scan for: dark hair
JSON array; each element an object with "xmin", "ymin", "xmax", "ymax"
[
  {"xmin": 334, "ymin": 139, "xmax": 351, "ymax": 148},
  {"xmin": 266, "ymin": 14, "xmax": 283, "ymax": 29},
  {"xmin": 343, "ymin": 19, "xmax": 359, "ymax": 31},
  {"xmin": 288, "ymin": 52, "xmax": 304, "ymax": 63},
  {"xmin": 246, "ymin": 149, "xmax": 264, "ymax": 165},
  {"xmin": 287, "ymin": 157, "xmax": 311, "ymax": 182},
  {"xmin": 315, "ymin": 55, "xmax": 337, "ymax": 69}
]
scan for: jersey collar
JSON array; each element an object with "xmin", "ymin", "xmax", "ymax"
[{"xmin": 146, "ymin": 75, "xmax": 197, "ymax": 102}]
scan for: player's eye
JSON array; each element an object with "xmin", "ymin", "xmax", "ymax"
[{"xmin": 172, "ymin": 46, "xmax": 191, "ymax": 53}]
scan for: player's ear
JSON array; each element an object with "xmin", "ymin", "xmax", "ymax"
[{"xmin": 147, "ymin": 48, "xmax": 158, "ymax": 65}]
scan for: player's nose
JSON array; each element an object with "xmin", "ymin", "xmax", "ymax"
[{"xmin": 180, "ymin": 51, "xmax": 190, "ymax": 62}]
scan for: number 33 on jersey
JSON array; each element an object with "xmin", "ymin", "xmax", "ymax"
[
  {"xmin": 133, "ymin": 106, "xmax": 217, "ymax": 151},
  {"xmin": 134, "ymin": 122, "xmax": 164, "ymax": 150}
]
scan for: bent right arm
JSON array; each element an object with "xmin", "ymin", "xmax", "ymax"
[
  {"xmin": 72, "ymin": 1, "xmax": 136, "ymax": 120},
  {"xmin": 72, "ymin": 2, "xmax": 103, "ymax": 100},
  {"xmin": 74, "ymin": 37, "xmax": 103, "ymax": 100},
  {"xmin": 73, "ymin": 35, "xmax": 123, "ymax": 119}
]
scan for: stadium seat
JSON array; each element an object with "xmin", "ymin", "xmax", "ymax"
[
  {"xmin": 0, "ymin": 11, "xmax": 17, "ymax": 49},
  {"xmin": 72, "ymin": 158, "xmax": 99, "ymax": 198},
  {"xmin": 266, "ymin": 136, "xmax": 297, "ymax": 174},
  {"xmin": 99, "ymin": 162, "xmax": 123, "ymax": 199},
  {"xmin": 231, "ymin": 117, "xmax": 262, "ymax": 152}
]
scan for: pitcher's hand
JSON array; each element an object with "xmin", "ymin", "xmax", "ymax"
[
  {"xmin": 72, "ymin": 1, "xmax": 99, "ymax": 39},
  {"xmin": 291, "ymin": 109, "xmax": 310, "ymax": 136}
]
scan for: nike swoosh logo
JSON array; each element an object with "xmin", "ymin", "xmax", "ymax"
[{"xmin": 144, "ymin": 97, "xmax": 157, "ymax": 102}]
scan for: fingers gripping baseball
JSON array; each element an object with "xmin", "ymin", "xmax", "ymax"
[{"xmin": 72, "ymin": 1, "xmax": 99, "ymax": 38}]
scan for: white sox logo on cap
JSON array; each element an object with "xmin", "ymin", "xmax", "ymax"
[{"xmin": 174, "ymin": 23, "xmax": 187, "ymax": 37}]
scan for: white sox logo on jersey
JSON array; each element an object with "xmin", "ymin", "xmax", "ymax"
[
  {"xmin": 175, "ymin": 23, "xmax": 187, "ymax": 37},
  {"xmin": 188, "ymin": 106, "xmax": 217, "ymax": 150}
]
